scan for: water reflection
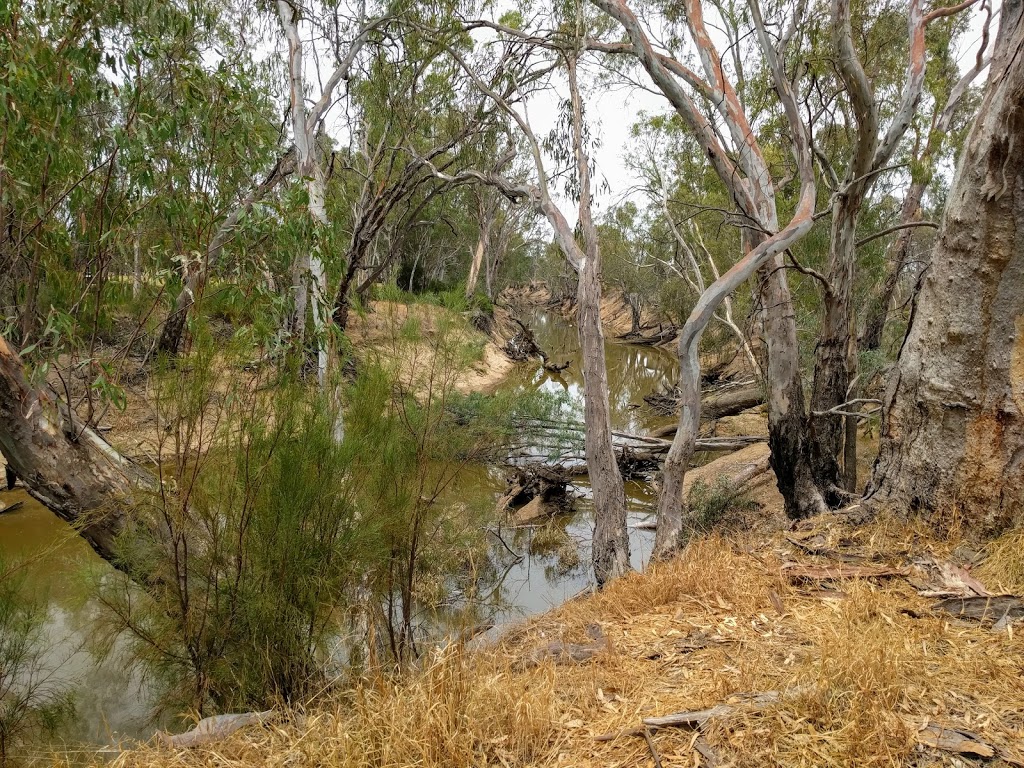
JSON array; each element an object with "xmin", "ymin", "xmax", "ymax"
[
  {"xmin": 436, "ymin": 308, "xmax": 678, "ymax": 632},
  {"xmin": 507, "ymin": 307, "xmax": 679, "ymax": 434},
  {"xmin": 0, "ymin": 492, "xmax": 158, "ymax": 746}
]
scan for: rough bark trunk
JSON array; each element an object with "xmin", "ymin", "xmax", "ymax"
[
  {"xmin": 757, "ymin": 252, "xmax": 827, "ymax": 519},
  {"xmin": 809, "ymin": 192, "xmax": 861, "ymax": 502},
  {"xmin": 0, "ymin": 337, "xmax": 153, "ymax": 563},
  {"xmin": 807, "ymin": 0, "xmax": 936, "ymax": 499},
  {"xmin": 332, "ymin": 237, "xmax": 370, "ymax": 333},
  {"xmin": 867, "ymin": 0, "xmax": 1024, "ymax": 530}
]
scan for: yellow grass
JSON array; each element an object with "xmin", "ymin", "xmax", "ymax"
[{"xmin": 79, "ymin": 516, "xmax": 1024, "ymax": 768}]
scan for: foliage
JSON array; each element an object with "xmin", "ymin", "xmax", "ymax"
[
  {"xmin": 684, "ymin": 478, "xmax": 754, "ymax": 538},
  {"xmin": 98, "ymin": 315, "xmax": 559, "ymax": 713}
]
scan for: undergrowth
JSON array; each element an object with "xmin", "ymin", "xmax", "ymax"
[{"xmin": 95, "ymin": 518, "xmax": 1024, "ymax": 768}]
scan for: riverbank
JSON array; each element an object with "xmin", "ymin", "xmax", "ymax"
[{"xmin": 96, "ymin": 514, "xmax": 1024, "ymax": 768}]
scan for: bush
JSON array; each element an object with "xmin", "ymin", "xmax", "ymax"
[
  {"xmin": 684, "ymin": 478, "xmax": 753, "ymax": 538},
  {"xmin": 100, "ymin": 321, "xmax": 544, "ymax": 716}
]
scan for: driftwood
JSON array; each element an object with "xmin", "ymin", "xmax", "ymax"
[
  {"xmin": 496, "ymin": 466, "xmax": 575, "ymax": 525},
  {"xmin": 615, "ymin": 325, "xmax": 678, "ymax": 346},
  {"xmin": 0, "ymin": 499, "xmax": 24, "ymax": 515},
  {"xmin": 595, "ymin": 690, "xmax": 788, "ymax": 742},
  {"xmin": 501, "ymin": 316, "xmax": 571, "ymax": 371},
  {"xmin": 510, "ymin": 416, "xmax": 767, "ymax": 476}
]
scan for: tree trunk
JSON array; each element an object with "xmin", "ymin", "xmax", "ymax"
[
  {"xmin": 157, "ymin": 262, "xmax": 202, "ymax": 356},
  {"xmin": 332, "ymin": 237, "xmax": 371, "ymax": 333},
  {"xmin": 756, "ymin": 241, "xmax": 828, "ymax": 519},
  {"xmin": 466, "ymin": 192, "xmax": 493, "ymax": 299},
  {"xmin": 577, "ymin": 257, "xmax": 631, "ymax": 585},
  {"xmin": 0, "ymin": 337, "xmax": 152, "ymax": 564},
  {"xmin": 867, "ymin": 0, "xmax": 1024, "ymax": 530},
  {"xmin": 809, "ymin": 192, "xmax": 862, "ymax": 502},
  {"xmin": 703, "ymin": 385, "xmax": 764, "ymax": 420},
  {"xmin": 566, "ymin": 57, "xmax": 629, "ymax": 586},
  {"xmin": 861, "ymin": 180, "xmax": 927, "ymax": 352}
]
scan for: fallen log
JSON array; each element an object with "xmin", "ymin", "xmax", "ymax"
[
  {"xmin": 508, "ymin": 435, "xmax": 767, "ymax": 477},
  {"xmin": 645, "ymin": 382, "xmax": 764, "ymax": 419},
  {"xmin": 0, "ymin": 336, "xmax": 155, "ymax": 566}
]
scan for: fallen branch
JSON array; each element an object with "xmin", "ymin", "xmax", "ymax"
[
  {"xmin": 782, "ymin": 562, "xmax": 911, "ymax": 581},
  {"xmin": 156, "ymin": 710, "xmax": 274, "ymax": 749},
  {"xmin": 594, "ymin": 690, "xmax": 788, "ymax": 742}
]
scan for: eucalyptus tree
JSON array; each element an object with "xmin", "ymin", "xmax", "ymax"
[
  {"xmin": 627, "ymin": 131, "xmax": 762, "ymax": 374},
  {"xmin": 321, "ymin": 13, "xmax": 527, "ymax": 328},
  {"xmin": 859, "ymin": 8, "xmax": 992, "ymax": 353},
  {"xmin": 272, "ymin": 0, "xmax": 389, "ymax": 384},
  {"xmin": 424, "ymin": 14, "xmax": 632, "ymax": 585},
  {"xmin": 1, "ymin": 0, "xmax": 129, "ymax": 344},
  {"xmin": 805, "ymin": 0, "xmax": 989, "ymax": 498},
  {"xmin": 867, "ymin": 0, "xmax": 1024, "ymax": 530},
  {"xmin": 589, "ymin": 0, "xmax": 828, "ymax": 529},
  {"xmin": 110, "ymin": 1, "xmax": 287, "ymax": 357}
]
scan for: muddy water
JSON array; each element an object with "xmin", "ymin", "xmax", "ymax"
[
  {"xmin": 435, "ymin": 307, "xmax": 680, "ymax": 628},
  {"xmin": 0, "ymin": 307, "xmax": 681, "ymax": 744},
  {"xmin": 508, "ymin": 306, "xmax": 679, "ymax": 434},
  {"xmin": 0, "ymin": 492, "xmax": 159, "ymax": 747}
]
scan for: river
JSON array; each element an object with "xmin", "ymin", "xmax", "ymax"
[{"xmin": 0, "ymin": 306, "xmax": 680, "ymax": 747}]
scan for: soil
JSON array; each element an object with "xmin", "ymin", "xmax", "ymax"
[{"xmin": 347, "ymin": 300, "xmax": 518, "ymax": 394}]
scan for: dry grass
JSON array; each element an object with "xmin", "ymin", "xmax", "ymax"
[
  {"xmin": 86, "ymin": 517, "xmax": 1024, "ymax": 768},
  {"xmin": 978, "ymin": 527, "xmax": 1024, "ymax": 594}
]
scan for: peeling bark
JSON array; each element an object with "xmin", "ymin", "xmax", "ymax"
[
  {"xmin": 592, "ymin": 0, "xmax": 826, "ymax": 524},
  {"xmin": 867, "ymin": 0, "xmax": 1024, "ymax": 530}
]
